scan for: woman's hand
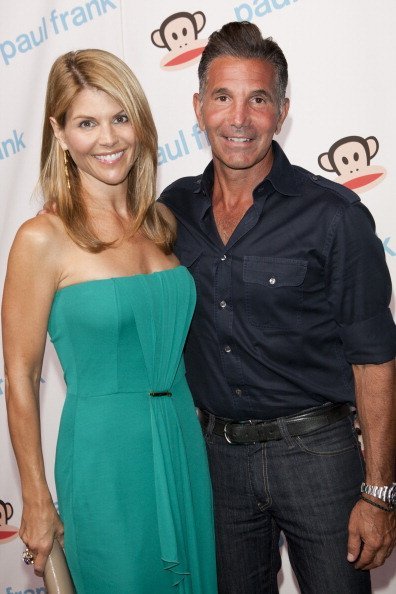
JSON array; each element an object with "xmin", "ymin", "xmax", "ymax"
[{"xmin": 20, "ymin": 499, "xmax": 64, "ymax": 576}]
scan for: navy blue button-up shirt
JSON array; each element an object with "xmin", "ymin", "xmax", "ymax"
[{"xmin": 160, "ymin": 142, "xmax": 396, "ymax": 419}]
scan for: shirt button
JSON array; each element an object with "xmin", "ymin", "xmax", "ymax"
[
  {"xmin": 269, "ymin": 277, "xmax": 276, "ymax": 285},
  {"xmin": 221, "ymin": 255, "xmax": 227, "ymax": 261},
  {"xmin": 224, "ymin": 345, "xmax": 231, "ymax": 353},
  {"xmin": 220, "ymin": 300, "xmax": 227, "ymax": 308},
  {"xmin": 235, "ymin": 388, "xmax": 242, "ymax": 396}
]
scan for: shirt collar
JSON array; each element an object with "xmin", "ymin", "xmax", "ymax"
[
  {"xmin": 265, "ymin": 141, "xmax": 301, "ymax": 197},
  {"xmin": 194, "ymin": 140, "xmax": 301, "ymax": 220},
  {"xmin": 192, "ymin": 162, "xmax": 214, "ymax": 221},
  {"xmin": 193, "ymin": 162, "xmax": 214, "ymax": 197}
]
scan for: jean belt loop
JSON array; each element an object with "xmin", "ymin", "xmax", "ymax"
[
  {"xmin": 198, "ymin": 409, "xmax": 216, "ymax": 436},
  {"xmin": 207, "ymin": 411, "xmax": 216, "ymax": 436},
  {"xmin": 276, "ymin": 417, "xmax": 295, "ymax": 448}
]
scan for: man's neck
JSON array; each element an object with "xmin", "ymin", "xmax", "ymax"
[{"xmin": 211, "ymin": 150, "xmax": 274, "ymax": 207}]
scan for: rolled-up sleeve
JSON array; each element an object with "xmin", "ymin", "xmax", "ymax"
[{"xmin": 325, "ymin": 202, "xmax": 396, "ymax": 364}]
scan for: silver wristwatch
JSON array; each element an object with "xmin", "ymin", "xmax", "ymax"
[{"xmin": 361, "ymin": 482, "xmax": 396, "ymax": 506}]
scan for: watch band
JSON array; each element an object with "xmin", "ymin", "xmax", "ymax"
[{"xmin": 361, "ymin": 482, "xmax": 396, "ymax": 505}]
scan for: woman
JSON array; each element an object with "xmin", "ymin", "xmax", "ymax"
[{"xmin": 2, "ymin": 49, "xmax": 217, "ymax": 593}]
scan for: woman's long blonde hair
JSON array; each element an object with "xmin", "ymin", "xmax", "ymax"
[{"xmin": 40, "ymin": 49, "xmax": 174, "ymax": 253}]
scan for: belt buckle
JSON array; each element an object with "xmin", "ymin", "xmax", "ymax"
[{"xmin": 224, "ymin": 420, "xmax": 253, "ymax": 444}]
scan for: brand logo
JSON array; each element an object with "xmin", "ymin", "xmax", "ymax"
[
  {"xmin": 0, "ymin": 499, "xmax": 18, "ymax": 544},
  {"xmin": 158, "ymin": 123, "xmax": 209, "ymax": 166},
  {"xmin": 5, "ymin": 586, "xmax": 47, "ymax": 594},
  {"xmin": 151, "ymin": 11, "xmax": 207, "ymax": 71},
  {"xmin": 0, "ymin": 377, "xmax": 45, "ymax": 392},
  {"xmin": 0, "ymin": 130, "xmax": 26, "ymax": 161},
  {"xmin": 0, "ymin": 0, "xmax": 117, "ymax": 66},
  {"xmin": 234, "ymin": 0, "xmax": 298, "ymax": 22},
  {"xmin": 383, "ymin": 237, "xmax": 396, "ymax": 257},
  {"xmin": 318, "ymin": 135, "xmax": 386, "ymax": 194}
]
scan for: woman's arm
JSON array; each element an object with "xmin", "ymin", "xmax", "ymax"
[{"xmin": 2, "ymin": 216, "xmax": 64, "ymax": 576}]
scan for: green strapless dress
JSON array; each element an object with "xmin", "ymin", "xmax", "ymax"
[{"xmin": 48, "ymin": 266, "xmax": 217, "ymax": 593}]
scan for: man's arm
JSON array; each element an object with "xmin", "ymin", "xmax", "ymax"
[{"xmin": 347, "ymin": 360, "xmax": 396, "ymax": 569}]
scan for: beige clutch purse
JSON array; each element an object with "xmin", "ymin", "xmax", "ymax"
[{"xmin": 44, "ymin": 540, "xmax": 76, "ymax": 594}]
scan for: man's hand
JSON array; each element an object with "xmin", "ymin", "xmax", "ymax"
[{"xmin": 347, "ymin": 498, "xmax": 396, "ymax": 569}]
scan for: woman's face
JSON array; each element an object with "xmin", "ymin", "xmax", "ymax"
[{"xmin": 51, "ymin": 87, "xmax": 138, "ymax": 194}]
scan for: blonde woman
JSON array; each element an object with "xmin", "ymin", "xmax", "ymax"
[{"xmin": 2, "ymin": 49, "xmax": 217, "ymax": 593}]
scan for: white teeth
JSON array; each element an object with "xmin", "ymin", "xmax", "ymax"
[
  {"xmin": 94, "ymin": 151, "xmax": 124, "ymax": 163},
  {"xmin": 227, "ymin": 137, "xmax": 251, "ymax": 143}
]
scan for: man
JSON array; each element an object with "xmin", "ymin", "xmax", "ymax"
[{"xmin": 160, "ymin": 21, "xmax": 396, "ymax": 594}]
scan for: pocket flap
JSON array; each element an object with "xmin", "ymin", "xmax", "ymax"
[{"xmin": 243, "ymin": 256, "xmax": 308, "ymax": 287}]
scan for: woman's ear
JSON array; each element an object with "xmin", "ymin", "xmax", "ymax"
[{"xmin": 49, "ymin": 117, "xmax": 68, "ymax": 151}]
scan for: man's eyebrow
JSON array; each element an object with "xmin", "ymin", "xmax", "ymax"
[
  {"xmin": 211, "ymin": 87, "xmax": 231, "ymax": 96},
  {"xmin": 210, "ymin": 87, "xmax": 274, "ymax": 101},
  {"xmin": 250, "ymin": 89, "xmax": 274, "ymax": 100}
]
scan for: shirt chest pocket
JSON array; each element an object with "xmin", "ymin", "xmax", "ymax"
[{"xmin": 243, "ymin": 256, "xmax": 308, "ymax": 329}]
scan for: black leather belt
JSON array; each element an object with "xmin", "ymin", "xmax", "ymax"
[{"xmin": 198, "ymin": 403, "xmax": 351, "ymax": 445}]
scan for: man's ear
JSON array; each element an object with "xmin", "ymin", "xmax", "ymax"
[
  {"xmin": 275, "ymin": 97, "xmax": 289, "ymax": 135},
  {"xmin": 193, "ymin": 93, "xmax": 205, "ymax": 131},
  {"xmin": 49, "ymin": 117, "xmax": 68, "ymax": 150}
]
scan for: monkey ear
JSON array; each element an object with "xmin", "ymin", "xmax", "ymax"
[
  {"xmin": 193, "ymin": 11, "xmax": 206, "ymax": 33},
  {"xmin": 366, "ymin": 136, "xmax": 379, "ymax": 159},
  {"xmin": 151, "ymin": 29, "xmax": 166, "ymax": 48},
  {"xmin": 6, "ymin": 502, "xmax": 13, "ymax": 521},
  {"xmin": 318, "ymin": 152, "xmax": 334, "ymax": 172}
]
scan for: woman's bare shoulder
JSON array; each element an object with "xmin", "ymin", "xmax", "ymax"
[
  {"xmin": 3, "ymin": 214, "xmax": 67, "ymax": 298},
  {"xmin": 14, "ymin": 213, "xmax": 65, "ymax": 249}
]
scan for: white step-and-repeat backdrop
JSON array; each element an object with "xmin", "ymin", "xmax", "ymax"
[{"xmin": 1, "ymin": 1, "xmax": 395, "ymax": 592}]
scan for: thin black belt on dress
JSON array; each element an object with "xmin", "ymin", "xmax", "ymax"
[{"xmin": 198, "ymin": 403, "xmax": 351, "ymax": 445}]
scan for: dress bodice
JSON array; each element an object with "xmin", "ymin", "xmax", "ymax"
[{"xmin": 48, "ymin": 266, "xmax": 196, "ymax": 396}]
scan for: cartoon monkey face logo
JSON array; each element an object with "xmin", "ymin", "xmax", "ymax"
[
  {"xmin": 151, "ymin": 11, "xmax": 207, "ymax": 71},
  {"xmin": 318, "ymin": 135, "xmax": 386, "ymax": 193},
  {"xmin": 0, "ymin": 499, "xmax": 19, "ymax": 544}
]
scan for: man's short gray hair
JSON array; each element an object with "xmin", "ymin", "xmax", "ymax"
[{"xmin": 198, "ymin": 21, "xmax": 288, "ymax": 109}]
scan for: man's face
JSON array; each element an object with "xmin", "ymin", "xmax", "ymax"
[{"xmin": 193, "ymin": 56, "xmax": 289, "ymax": 175}]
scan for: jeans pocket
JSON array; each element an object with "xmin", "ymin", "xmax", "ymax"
[{"xmin": 294, "ymin": 416, "xmax": 359, "ymax": 456}]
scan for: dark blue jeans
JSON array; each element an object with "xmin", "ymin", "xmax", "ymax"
[{"xmin": 202, "ymin": 412, "xmax": 371, "ymax": 594}]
